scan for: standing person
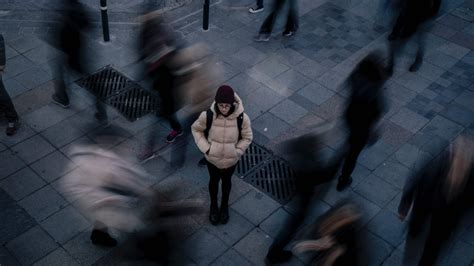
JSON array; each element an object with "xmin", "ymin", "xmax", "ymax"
[
  {"xmin": 138, "ymin": 11, "xmax": 185, "ymax": 162},
  {"xmin": 398, "ymin": 134, "xmax": 474, "ymax": 266},
  {"xmin": 191, "ymin": 85, "xmax": 252, "ymax": 225},
  {"xmin": 249, "ymin": 0, "xmax": 264, "ymax": 13},
  {"xmin": 387, "ymin": 0, "xmax": 442, "ymax": 74},
  {"xmin": 337, "ymin": 53, "xmax": 388, "ymax": 191},
  {"xmin": 51, "ymin": 0, "xmax": 108, "ymax": 122},
  {"xmin": 0, "ymin": 34, "xmax": 19, "ymax": 136},
  {"xmin": 254, "ymin": 0, "xmax": 298, "ymax": 42}
]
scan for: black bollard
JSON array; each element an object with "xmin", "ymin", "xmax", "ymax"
[
  {"xmin": 203, "ymin": 0, "xmax": 210, "ymax": 31},
  {"xmin": 100, "ymin": 0, "xmax": 110, "ymax": 42}
]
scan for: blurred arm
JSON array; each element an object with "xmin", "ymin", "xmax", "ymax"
[
  {"xmin": 235, "ymin": 114, "xmax": 253, "ymax": 155},
  {"xmin": 0, "ymin": 34, "xmax": 5, "ymax": 71},
  {"xmin": 191, "ymin": 111, "xmax": 211, "ymax": 153}
]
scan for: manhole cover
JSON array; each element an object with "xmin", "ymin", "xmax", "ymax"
[
  {"xmin": 236, "ymin": 143, "xmax": 272, "ymax": 177},
  {"xmin": 76, "ymin": 66, "xmax": 159, "ymax": 121},
  {"xmin": 243, "ymin": 157, "xmax": 296, "ymax": 204}
]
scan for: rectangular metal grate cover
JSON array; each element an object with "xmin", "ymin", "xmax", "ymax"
[
  {"xmin": 237, "ymin": 143, "xmax": 297, "ymax": 204},
  {"xmin": 76, "ymin": 66, "xmax": 159, "ymax": 121}
]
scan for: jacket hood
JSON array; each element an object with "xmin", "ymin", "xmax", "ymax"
[{"xmin": 210, "ymin": 93, "xmax": 244, "ymax": 119}]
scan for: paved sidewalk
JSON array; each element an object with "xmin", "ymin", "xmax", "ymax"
[{"xmin": 1, "ymin": 0, "xmax": 474, "ymax": 265}]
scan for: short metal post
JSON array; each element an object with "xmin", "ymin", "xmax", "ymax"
[
  {"xmin": 203, "ymin": 0, "xmax": 210, "ymax": 31},
  {"xmin": 100, "ymin": 0, "xmax": 110, "ymax": 42}
]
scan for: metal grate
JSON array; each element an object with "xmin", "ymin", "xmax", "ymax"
[
  {"xmin": 76, "ymin": 66, "xmax": 160, "ymax": 121},
  {"xmin": 243, "ymin": 157, "xmax": 296, "ymax": 204},
  {"xmin": 236, "ymin": 143, "xmax": 272, "ymax": 177}
]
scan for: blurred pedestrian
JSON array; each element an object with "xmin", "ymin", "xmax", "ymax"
[
  {"xmin": 293, "ymin": 202, "xmax": 361, "ymax": 266},
  {"xmin": 387, "ymin": 0, "xmax": 442, "ymax": 74},
  {"xmin": 337, "ymin": 53, "xmax": 388, "ymax": 191},
  {"xmin": 398, "ymin": 134, "xmax": 474, "ymax": 266},
  {"xmin": 191, "ymin": 85, "xmax": 253, "ymax": 225},
  {"xmin": 138, "ymin": 11, "xmax": 185, "ymax": 162},
  {"xmin": 255, "ymin": 0, "xmax": 298, "ymax": 42},
  {"xmin": 51, "ymin": 0, "xmax": 108, "ymax": 123},
  {"xmin": 265, "ymin": 133, "xmax": 341, "ymax": 264},
  {"xmin": 0, "ymin": 34, "xmax": 19, "ymax": 136},
  {"xmin": 249, "ymin": 0, "xmax": 264, "ymax": 13}
]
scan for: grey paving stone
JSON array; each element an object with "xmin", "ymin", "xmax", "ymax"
[
  {"xmin": 231, "ymin": 45, "xmax": 268, "ymax": 67},
  {"xmin": 390, "ymin": 108, "xmax": 430, "ymax": 134},
  {"xmin": 416, "ymin": 62, "xmax": 446, "ymax": 82},
  {"xmin": 233, "ymin": 228, "xmax": 273, "ymax": 265},
  {"xmin": 183, "ymin": 228, "xmax": 229, "ymax": 265},
  {"xmin": 231, "ymin": 189, "xmax": 280, "ymax": 226},
  {"xmin": 252, "ymin": 112, "xmax": 291, "ymax": 140},
  {"xmin": 366, "ymin": 210, "xmax": 405, "ymax": 247},
  {"xmin": 0, "ymin": 142, "xmax": 6, "ymax": 152},
  {"xmin": 259, "ymin": 207, "xmax": 292, "ymax": 238},
  {"xmin": 313, "ymin": 94, "xmax": 346, "ymax": 120},
  {"xmin": 425, "ymin": 115, "xmax": 465, "ymax": 143},
  {"xmin": 437, "ymin": 42, "xmax": 471, "ymax": 60},
  {"xmin": 7, "ymin": 35, "xmax": 44, "ymax": 54},
  {"xmin": 0, "ymin": 150, "xmax": 26, "ymax": 180},
  {"xmin": 269, "ymin": 98, "xmax": 308, "ymax": 125},
  {"xmin": 0, "ymin": 167, "xmax": 46, "ymax": 201},
  {"xmin": 225, "ymin": 72, "xmax": 261, "ymax": 100},
  {"xmin": 396, "ymin": 72, "xmax": 432, "ymax": 93},
  {"xmin": 40, "ymin": 205, "xmax": 90, "ymax": 244},
  {"xmin": 33, "ymin": 247, "xmax": 80, "ymax": 266},
  {"xmin": 2, "ymin": 55, "xmax": 34, "ymax": 79},
  {"xmin": 30, "ymin": 150, "xmax": 76, "ymax": 183},
  {"xmin": 203, "ymin": 209, "xmax": 253, "ymax": 246},
  {"xmin": 0, "ymin": 246, "xmax": 21, "ymax": 266},
  {"xmin": 455, "ymin": 90, "xmax": 474, "ymax": 111},
  {"xmin": 41, "ymin": 118, "xmax": 87, "ymax": 148},
  {"xmin": 86, "ymin": 124, "xmax": 132, "ymax": 150},
  {"xmin": 4, "ymin": 78, "xmax": 29, "ymax": 98},
  {"xmin": 294, "ymin": 58, "xmax": 326, "ymax": 80},
  {"xmin": 408, "ymin": 131, "xmax": 450, "ymax": 158},
  {"xmin": 354, "ymin": 173, "xmax": 400, "ymax": 208},
  {"xmin": 379, "ymin": 121, "xmax": 414, "ymax": 148},
  {"xmin": 18, "ymin": 185, "xmax": 68, "ymax": 222},
  {"xmin": 22, "ymin": 44, "xmax": 60, "ymax": 65},
  {"xmin": 274, "ymin": 69, "xmax": 312, "ymax": 93},
  {"xmin": 0, "ymin": 188, "xmax": 37, "ymax": 245},
  {"xmin": 63, "ymin": 231, "xmax": 113, "ymax": 265},
  {"xmin": 11, "ymin": 134, "xmax": 55, "ymax": 164},
  {"xmin": 252, "ymin": 56, "xmax": 290, "ymax": 79},
  {"xmin": 316, "ymin": 69, "xmax": 348, "ymax": 92},
  {"xmin": 394, "ymin": 143, "xmax": 433, "ymax": 170},
  {"xmin": 211, "ymin": 248, "xmax": 252, "ymax": 266},
  {"xmin": 425, "ymin": 51, "xmax": 459, "ymax": 70},
  {"xmin": 297, "ymin": 81, "xmax": 335, "ymax": 106},
  {"xmin": 229, "ymin": 177, "xmax": 253, "ymax": 204},
  {"xmin": 24, "ymin": 104, "xmax": 68, "ymax": 132},
  {"xmin": 13, "ymin": 66, "xmax": 52, "ymax": 90},
  {"xmin": 374, "ymin": 159, "xmax": 411, "ymax": 189},
  {"xmin": 275, "ymin": 48, "xmax": 306, "ymax": 67},
  {"xmin": 384, "ymin": 81, "xmax": 418, "ymax": 106},
  {"xmin": 6, "ymin": 226, "xmax": 58, "ymax": 265},
  {"xmin": 357, "ymin": 230, "xmax": 395, "ymax": 266},
  {"xmin": 4, "ymin": 44, "xmax": 19, "ymax": 60},
  {"xmin": 59, "ymin": 136, "xmax": 96, "ymax": 164},
  {"xmin": 358, "ymin": 140, "xmax": 397, "ymax": 170},
  {"xmin": 441, "ymin": 240, "xmax": 474, "ymax": 266},
  {"xmin": 285, "ymin": 198, "xmax": 332, "ymax": 226}
]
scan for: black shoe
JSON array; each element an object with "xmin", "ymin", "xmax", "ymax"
[
  {"xmin": 198, "ymin": 157, "xmax": 207, "ymax": 167},
  {"xmin": 254, "ymin": 33, "xmax": 270, "ymax": 42},
  {"xmin": 52, "ymin": 94, "xmax": 70, "ymax": 108},
  {"xmin": 209, "ymin": 205, "xmax": 219, "ymax": 225},
  {"xmin": 90, "ymin": 229, "xmax": 117, "ymax": 247},
  {"xmin": 219, "ymin": 206, "xmax": 229, "ymax": 224},
  {"xmin": 336, "ymin": 176, "xmax": 353, "ymax": 192},
  {"xmin": 166, "ymin": 130, "xmax": 183, "ymax": 143},
  {"xmin": 6, "ymin": 121, "xmax": 19, "ymax": 136},
  {"xmin": 282, "ymin": 29, "xmax": 296, "ymax": 37},
  {"xmin": 409, "ymin": 57, "xmax": 422, "ymax": 72},
  {"xmin": 266, "ymin": 250, "xmax": 293, "ymax": 264}
]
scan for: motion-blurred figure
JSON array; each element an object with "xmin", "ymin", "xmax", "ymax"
[
  {"xmin": 293, "ymin": 202, "xmax": 361, "ymax": 266},
  {"xmin": 60, "ymin": 145, "xmax": 203, "ymax": 262},
  {"xmin": 337, "ymin": 53, "xmax": 388, "ymax": 191},
  {"xmin": 0, "ymin": 34, "xmax": 20, "ymax": 136},
  {"xmin": 138, "ymin": 11, "xmax": 218, "ymax": 163},
  {"xmin": 266, "ymin": 133, "xmax": 341, "ymax": 264},
  {"xmin": 51, "ymin": 0, "xmax": 108, "ymax": 122},
  {"xmin": 254, "ymin": 0, "xmax": 298, "ymax": 42},
  {"xmin": 398, "ymin": 134, "xmax": 474, "ymax": 266},
  {"xmin": 387, "ymin": 0, "xmax": 442, "ymax": 74}
]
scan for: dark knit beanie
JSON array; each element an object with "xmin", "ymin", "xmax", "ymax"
[{"xmin": 215, "ymin": 85, "xmax": 235, "ymax": 104}]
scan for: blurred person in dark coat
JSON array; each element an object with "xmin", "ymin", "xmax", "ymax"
[
  {"xmin": 51, "ymin": 0, "xmax": 108, "ymax": 122},
  {"xmin": 398, "ymin": 134, "xmax": 474, "ymax": 266},
  {"xmin": 387, "ymin": 0, "xmax": 442, "ymax": 74},
  {"xmin": 254, "ymin": 0, "xmax": 298, "ymax": 42},
  {"xmin": 0, "ymin": 34, "xmax": 20, "ymax": 136},
  {"xmin": 336, "ymin": 52, "xmax": 388, "ymax": 191},
  {"xmin": 266, "ymin": 133, "xmax": 341, "ymax": 264}
]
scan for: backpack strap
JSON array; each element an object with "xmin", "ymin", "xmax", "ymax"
[
  {"xmin": 204, "ymin": 109, "xmax": 213, "ymax": 139},
  {"xmin": 237, "ymin": 112, "xmax": 244, "ymax": 141}
]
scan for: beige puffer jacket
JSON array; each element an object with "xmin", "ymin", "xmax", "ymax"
[{"xmin": 192, "ymin": 93, "xmax": 253, "ymax": 169}]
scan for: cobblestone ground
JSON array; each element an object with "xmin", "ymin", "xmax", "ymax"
[{"xmin": 1, "ymin": 0, "xmax": 474, "ymax": 265}]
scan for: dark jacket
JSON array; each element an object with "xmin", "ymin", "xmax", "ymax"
[
  {"xmin": 0, "ymin": 34, "xmax": 5, "ymax": 67},
  {"xmin": 391, "ymin": 0, "xmax": 442, "ymax": 40}
]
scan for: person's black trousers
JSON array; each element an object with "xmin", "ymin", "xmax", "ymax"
[
  {"xmin": 152, "ymin": 64, "xmax": 182, "ymax": 132},
  {"xmin": 257, "ymin": 0, "xmax": 264, "ymax": 8},
  {"xmin": 206, "ymin": 160, "xmax": 236, "ymax": 208},
  {"xmin": 259, "ymin": 0, "xmax": 298, "ymax": 34},
  {"xmin": 340, "ymin": 132, "xmax": 369, "ymax": 180},
  {"xmin": 0, "ymin": 76, "xmax": 19, "ymax": 122}
]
